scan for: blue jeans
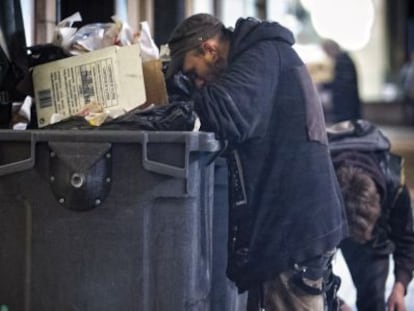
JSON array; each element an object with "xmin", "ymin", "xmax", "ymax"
[{"xmin": 341, "ymin": 238, "xmax": 389, "ymax": 311}]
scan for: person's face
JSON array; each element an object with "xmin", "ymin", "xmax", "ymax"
[{"xmin": 182, "ymin": 40, "xmax": 226, "ymax": 88}]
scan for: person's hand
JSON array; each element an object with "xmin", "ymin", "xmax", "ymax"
[
  {"xmin": 339, "ymin": 302, "xmax": 353, "ymax": 311},
  {"xmin": 166, "ymin": 71, "xmax": 196, "ymax": 101},
  {"xmin": 338, "ymin": 297, "xmax": 352, "ymax": 311},
  {"xmin": 387, "ymin": 282, "xmax": 406, "ymax": 311}
]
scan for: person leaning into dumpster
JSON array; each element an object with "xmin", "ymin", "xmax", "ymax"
[{"xmin": 166, "ymin": 14, "xmax": 348, "ymax": 311}]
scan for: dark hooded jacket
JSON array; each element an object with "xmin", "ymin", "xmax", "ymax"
[{"xmin": 193, "ymin": 17, "xmax": 348, "ymax": 291}]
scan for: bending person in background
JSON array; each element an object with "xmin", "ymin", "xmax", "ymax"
[
  {"xmin": 166, "ymin": 14, "xmax": 347, "ymax": 311},
  {"xmin": 322, "ymin": 39, "xmax": 361, "ymax": 123},
  {"xmin": 328, "ymin": 120, "xmax": 414, "ymax": 311}
]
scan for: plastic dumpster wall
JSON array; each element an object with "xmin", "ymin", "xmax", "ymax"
[
  {"xmin": 211, "ymin": 158, "xmax": 247, "ymax": 311},
  {"xmin": 0, "ymin": 130, "xmax": 218, "ymax": 311}
]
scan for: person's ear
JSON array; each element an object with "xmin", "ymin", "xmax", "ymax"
[{"xmin": 201, "ymin": 40, "xmax": 218, "ymax": 61}]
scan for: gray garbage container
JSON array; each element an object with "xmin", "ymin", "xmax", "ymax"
[
  {"xmin": 211, "ymin": 158, "xmax": 247, "ymax": 311},
  {"xmin": 0, "ymin": 130, "xmax": 219, "ymax": 311}
]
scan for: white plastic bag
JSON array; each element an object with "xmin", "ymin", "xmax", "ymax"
[
  {"xmin": 139, "ymin": 21, "xmax": 159, "ymax": 62},
  {"xmin": 52, "ymin": 12, "xmax": 82, "ymax": 50}
]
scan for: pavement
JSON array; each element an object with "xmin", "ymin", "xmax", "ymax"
[{"xmin": 333, "ymin": 125, "xmax": 414, "ymax": 310}]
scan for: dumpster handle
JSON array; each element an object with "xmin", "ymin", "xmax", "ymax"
[
  {"xmin": 0, "ymin": 133, "xmax": 36, "ymax": 177},
  {"xmin": 141, "ymin": 133, "xmax": 188, "ymax": 179},
  {"xmin": 206, "ymin": 140, "xmax": 228, "ymax": 166}
]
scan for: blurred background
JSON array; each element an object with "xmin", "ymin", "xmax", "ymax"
[{"xmin": 8, "ymin": 0, "xmax": 414, "ymax": 309}]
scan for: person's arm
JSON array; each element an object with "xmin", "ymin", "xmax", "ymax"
[
  {"xmin": 193, "ymin": 40, "xmax": 280, "ymax": 143},
  {"xmin": 387, "ymin": 185, "xmax": 414, "ymax": 310}
]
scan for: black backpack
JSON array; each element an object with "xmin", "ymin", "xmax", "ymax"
[
  {"xmin": 327, "ymin": 119, "xmax": 391, "ymax": 152},
  {"xmin": 328, "ymin": 119, "xmax": 404, "ymax": 210}
]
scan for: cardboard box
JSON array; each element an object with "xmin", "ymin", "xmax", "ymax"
[
  {"xmin": 33, "ymin": 44, "xmax": 146, "ymax": 127},
  {"xmin": 142, "ymin": 60, "xmax": 168, "ymax": 106}
]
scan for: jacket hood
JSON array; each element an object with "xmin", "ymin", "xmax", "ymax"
[{"xmin": 229, "ymin": 17, "xmax": 295, "ymax": 61}]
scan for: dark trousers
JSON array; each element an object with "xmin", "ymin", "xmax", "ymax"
[{"xmin": 341, "ymin": 238, "xmax": 389, "ymax": 311}]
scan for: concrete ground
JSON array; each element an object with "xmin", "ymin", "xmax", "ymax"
[{"xmin": 333, "ymin": 125, "xmax": 414, "ymax": 310}]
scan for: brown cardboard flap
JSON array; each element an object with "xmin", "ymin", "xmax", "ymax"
[{"xmin": 143, "ymin": 60, "xmax": 168, "ymax": 106}]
